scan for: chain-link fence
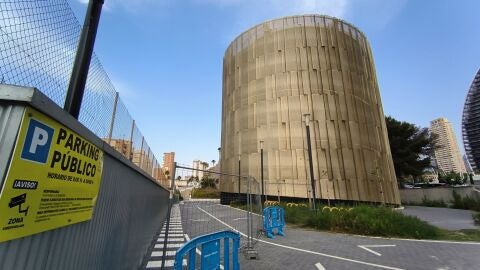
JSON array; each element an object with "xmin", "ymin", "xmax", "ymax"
[
  {"xmin": 0, "ymin": 0, "xmax": 167, "ymax": 187},
  {"xmin": 172, "ymin": 164, "xmax": 263, "ymax": 259}
]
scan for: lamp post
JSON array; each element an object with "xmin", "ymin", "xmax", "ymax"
[
  {"xmin": 238, "ymin": 156, "xmax": 241, "ymax": 198},
  {"xmin": 304, "ymin": 114, "xmax": 317, "ymax": 211},
  {"xmin": 260, "ymin": 140, "xmax": 265, "ymax": 204}
]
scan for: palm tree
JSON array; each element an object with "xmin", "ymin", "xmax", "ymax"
[{"xmin": 211, "ymin": 160, "xmax": 216, "ymax": 167}]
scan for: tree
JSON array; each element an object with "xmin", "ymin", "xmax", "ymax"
[
  {"xmin": 438, "ymin": 171, "xmax": 464, "ymax": 186},
  {"xmin": 200, "ymin": 175, "xmax": 216, "ymax": 189},
  {"xmin": 211, "ymin": 160, "xmax": 216, "ymax": 167},
  {"xmin": 188, "ymin": 176, "xmax": 200, "ymax": 186},
  {"xmin": 385, "ymin": 116, "xmax": 435, "ymax": 181}
]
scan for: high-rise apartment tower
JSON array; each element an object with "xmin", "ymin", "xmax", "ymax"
[
  {"xmin": 430, "ymin": 118, "xmax": 466, "ymax": 174},
  {"xmin": 462, "ymin": 69, "xmax": 480, "ymax": 173}
]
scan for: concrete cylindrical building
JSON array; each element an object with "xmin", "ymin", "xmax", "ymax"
[{"xmin": 220, "ymin": 15, "xmax": 400, "ymax": 205}]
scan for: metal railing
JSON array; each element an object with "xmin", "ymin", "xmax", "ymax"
[{"xmin": 169, "ymin": 164, "xmax": 263, "ymax": 262}]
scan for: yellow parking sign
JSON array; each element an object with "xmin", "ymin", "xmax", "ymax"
[{"xmin": 0, "ymin": 107, "xmax": 103, "ymax": 242}]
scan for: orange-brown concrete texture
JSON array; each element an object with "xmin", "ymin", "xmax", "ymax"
[{"xmin": 220, "ymin": 15, "xmax": 400, "ymax": 205}]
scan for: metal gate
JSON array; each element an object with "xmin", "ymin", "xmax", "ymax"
[{"xmin": 158, "ymin": 162, "xmax": 263, "ymax": 268}]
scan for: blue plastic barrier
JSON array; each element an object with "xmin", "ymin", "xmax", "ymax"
[
  {"xmin": 174, "ymin": 230, "xmax": 240, "ymax": 270},
  {"xmin": 263, "ymin": 206, "xmax": 285, "ymax": 239}
]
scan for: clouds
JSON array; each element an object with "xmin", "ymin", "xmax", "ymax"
[
  {"xmin": 197, "ymin": 0, "xmax": 347, "ymax": 16},
  {"xmin": 197, "ymin": 0, "xmax": 348, "ymax": 19},
  {"xmin": 192, "ymin": 0, "xmax": 349, "ymax": 47},
  {"xmin": 77, "ymin": 0, "xmax": 168, "ymax": 13}
]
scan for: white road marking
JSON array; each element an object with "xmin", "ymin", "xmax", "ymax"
[
  {"xmin": 356, "ymin": 234, "xmax": 480, "ymax": 245},
  {"xmin": 151, "ymin": 250, "xmax": 176, "ymax": 257},
  {"xmin": 157, "ymin": 237, "xmax": 185, "ymax": 242},
  {"xmin": 154, "ymin": 243, "xmax": 183, "ymax": 249},
  {"xmin": 315, "ymin": 262, "xmax": 326, "ymax": 270},
  {"xmin": 233, "ymin": 217, "xmax": 248, "ymax": 221},
  {"xmin": 159, "ymin": 233, "xmax": 184, "ymax": 237},
  {"xmin": 190, "ymin": 218, "xmax": 209, "ymax": 222},
  {"xmin": 218, "ymin": 204, "xmax": 263, "ymax": 217},
  {"xmin": 222, "ymin": 204, "xmax": 480, "ymax": 246},
  {"xmin": 357, "ymin": 245, "xmax": 396, "ymax": 256},
  {"xmin": 197, "ymin": 206, "xmax": 404, "ymax": 270},
  {"xmin": 146, "ymin": 259, "xmax": 186, "ymax": 268}
]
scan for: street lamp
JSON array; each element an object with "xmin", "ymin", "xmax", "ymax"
[
  {"xmin": 304, "ymin": 114, "xmax": 317, "ymax": 211},
  {"xmin": 238, "ymin": 155, "xmax": 241, "ymax": 198},
  {"xmin": 260, "ymin": 140, "xmax": 265, "ymax": 204}
]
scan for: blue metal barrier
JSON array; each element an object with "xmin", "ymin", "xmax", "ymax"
[
  {"xmin": 263, "ymin": 206, "xmax": 285, "ymax": 239},
  {"xmin": 174, "ymin": 230, "xmax": 240, "ymax": 270}
]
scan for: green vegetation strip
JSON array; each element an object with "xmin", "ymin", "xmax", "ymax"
[
  {"xmin": 191, "ymin": 187, "xmax": 220, "ymax": 199},
  {"xmin": 233, "ymin": 202, "xmax": 480, "ymax": 241}
]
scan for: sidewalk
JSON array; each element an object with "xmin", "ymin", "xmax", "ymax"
[
  {"xmin": 144, "ymin": 205, "xmax": 186, "ymax": 269},
  {"xmin": 402, "ymin": 206, "xmax": 478, "ymax": 230}
]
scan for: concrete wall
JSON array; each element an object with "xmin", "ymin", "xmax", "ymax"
[
  {"xmin": 400, "ymin": 186, "xmax": 479, "ymax": 204},
  {"xmin": 220, "ymin": 15, "xmax": 400, "ymax": 204},
  {"xmin": 0, "ymin": 86, "xmax": 169, "ymax": 270}
]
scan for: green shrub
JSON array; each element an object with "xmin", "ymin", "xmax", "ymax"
[
  {"xmin": 451, "ymin": 191, "xmax": 480, "ymax": 211},
  {"xmin": 191, "ymin": 188, "xmax": 220, "ymax": 198},
  {"xmin": 473, "ymin": 213, "xmax": 480, "ymax": 225},
  {"xmin": 421, "ymin": 196, "xmax": 447, "ymax": 207},
  {"xmin": 283, "ymin": 204, "xmax": 441, "ymax": 239}
]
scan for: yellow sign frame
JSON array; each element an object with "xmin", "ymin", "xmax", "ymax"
[{"xmin": 0, "ymin": 107, "xmax": 104, "ymax": 242}]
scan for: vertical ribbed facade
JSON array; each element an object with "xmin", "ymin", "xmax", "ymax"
[
  {"xmin": 462, "ymin": 69, "xmax": 480, "ymax": 173},
  {"xmin": 220, "ymin": 15, "xmax": 400, "ymax": 204}
]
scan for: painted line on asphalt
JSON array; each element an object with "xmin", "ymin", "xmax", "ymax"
[
  {"xmin": 355, "ymin": 234, "xmax": 480, "ymax": 245},
  {"xmin": 221, "ymin": 203, "xmax": 480, "ymax": 245},
  {"xmin": 357, "ymin": 245, "xmax": 396, "ymax": 256},
  {"xmin": 217, "ymin": 203, "xmax": 263, "ymax": 217},
  {"xmin": 196, "ymin": 206, "xmax": 404, "ymax": 270},
  {"xmin": 315, "ymin": 262, "xmax": 326, "ymax": 270}
]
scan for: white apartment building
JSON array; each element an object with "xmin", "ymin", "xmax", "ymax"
[{"xmin": 430, "ymin": 118, "xmax": 466, "ymax": 174}]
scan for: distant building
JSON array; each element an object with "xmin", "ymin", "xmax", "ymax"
[
  {"xmin": 132, "ymin": 150, "xmax": 144, "ymax": 168},
  {"xmin": 162, "ymin": 152, "xmax": 175, "ymax": 176},
  {"xmin": 463, "ymin": 154, "xmax": 474, "ymax": 174},
  {"xmin": 430, "ymin": 118, "xmax": 466, "ymax": 174},
  {"xmin": 462, "ymin": 69, "xmax": 480, "ymax": 173},
  {"xmin": 107, "ymin": 139, "xmax": 133, "ymax": 160},
  {"xmin": 192, "ymin": 160, "xmax": 209, "ymax": 179}
]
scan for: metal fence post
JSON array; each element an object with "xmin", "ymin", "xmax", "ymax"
[
  {"xmin": 139, "ymin": 136, "xmax": 144, "ymax": 169},
  {"xmin": 238, "ymin": 157, "xmax": 241, "ymax": 197},
  {"xmin": 107, "ymin": 92, "xmax": 119, "ymax": 144},
  {"xmin": 64, "ymin": 0, "xmax": 104, "ymax": 118},
  {"xmin": 128, "ymin": 120, "xmax": 135, "ymax": 161}
]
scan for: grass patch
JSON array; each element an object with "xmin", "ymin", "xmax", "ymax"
[
  {"xmin": 439, "ymin": 229, "xmax": 480, "ymax": 242},
  {"xmin": 420, "ymin": 197, "xmax": 447, "ymax": 207},
  {"xmin": 191, "ymin": 188, "xmax": 220, "ymax": 199},
  {"xmin": 473, "ymin": 213, "xmax": 480, "ymax": 226},
  {"xmin": 284, "ymin": 204, "xmax": 441, "ymax": 239},
  {"xmin": 230, "ymin": 202, "xmax": 480, "ymax": 241},
  {"xmin": 451, "ymin": 191, "xmax": 480, "ymax": 211}
]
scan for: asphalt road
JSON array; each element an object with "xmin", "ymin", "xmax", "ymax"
[{"xmin": 179, "ymin": 201, "xmax": 480, "ymax": 270}]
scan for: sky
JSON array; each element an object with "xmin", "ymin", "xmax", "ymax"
[{"xmin": 67, "ymin": 0, "xmax": 480, "ymax": 166}]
